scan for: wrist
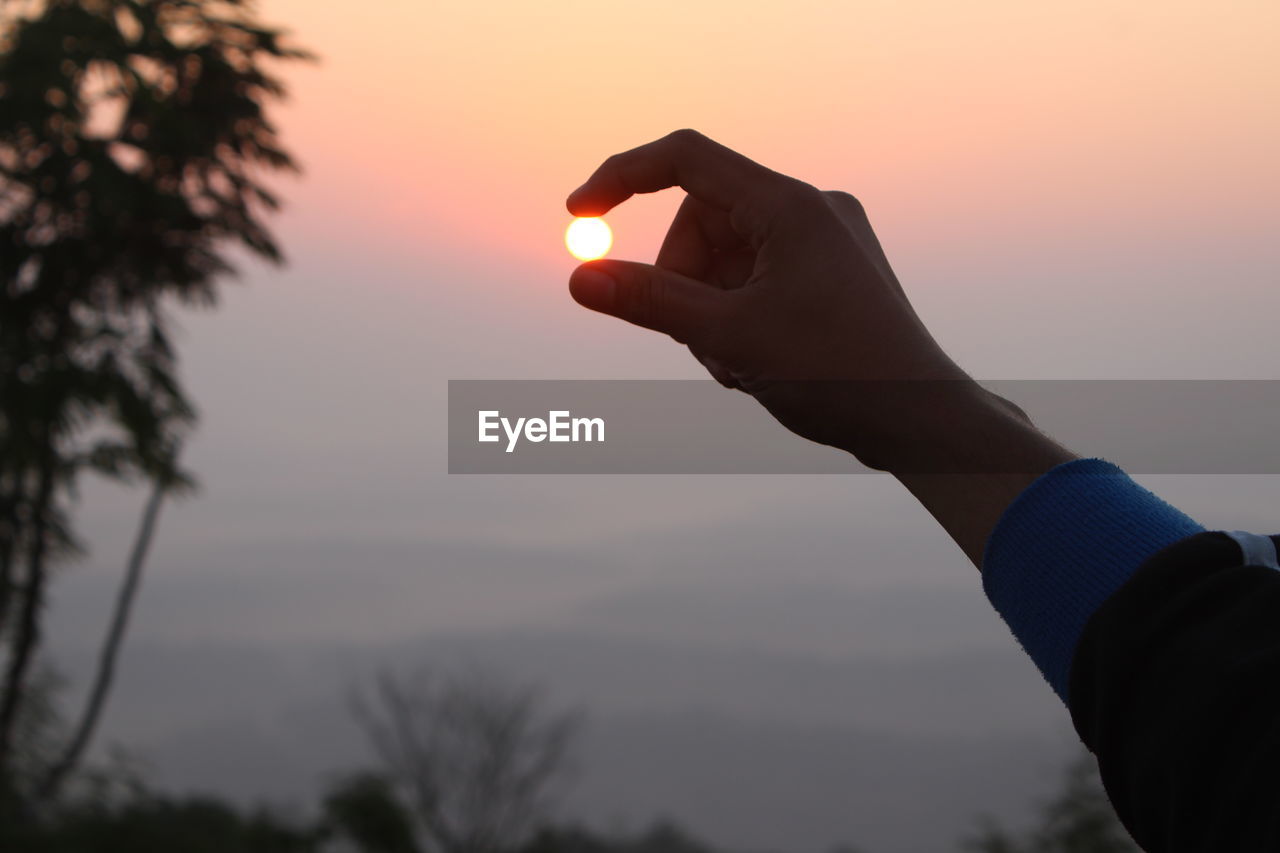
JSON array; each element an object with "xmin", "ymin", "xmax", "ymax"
[
  {"xmin": 850, "ymin": 381, "xmax": 1073, "ymax": 475},
  {"xmin": 877, "ymin": 384, "xmax": 1080, "ymax": 567}
]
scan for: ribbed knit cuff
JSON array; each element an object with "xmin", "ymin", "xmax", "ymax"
[{"xmin": 982, "ymin": 457, "xmax": 1203, "ymax": 703}]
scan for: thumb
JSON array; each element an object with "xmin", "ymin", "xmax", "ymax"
[{"xmin": 569, "ymin": 260, "xmax": 725, "ymax": 347}]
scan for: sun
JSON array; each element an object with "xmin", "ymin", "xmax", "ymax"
[{"xmin": 565, "ymin": 217, "xmax": 612, "ymax": 261}]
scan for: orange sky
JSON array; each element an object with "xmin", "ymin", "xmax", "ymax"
[
  {"xmin": 262, "ymin": 0, "xmax": 1277, "ymax": 270},
  {"xmin": 167, "ymin": 0, "xmax": 1277, "ymax": 391}
]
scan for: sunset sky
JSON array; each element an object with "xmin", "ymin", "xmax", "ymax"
[
  {"xmin": 49, "ymin": 1, "xmax": 1280, "ymax": 847},
  {"xmin": 239, "ymin": 0, "xmax": 1280, "ymax": 384}
]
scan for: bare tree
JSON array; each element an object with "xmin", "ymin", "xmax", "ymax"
[{"xmin": 352, "ymin": 667, "xmax": 579, "ymax": 853}]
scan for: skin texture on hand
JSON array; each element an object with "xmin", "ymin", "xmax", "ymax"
[{"xmin": 566, "ymin": 129, "xmax": 1078, "ymax": 569}]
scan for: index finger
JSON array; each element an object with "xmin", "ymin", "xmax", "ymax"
[{"xmin": 565, "ymin": 129, "xmax": 788, "ymax": 221}]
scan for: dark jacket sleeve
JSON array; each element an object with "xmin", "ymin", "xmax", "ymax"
[{"xmin": 1067, "ymin": 531, "xmax": 1280, "ymax": 852}]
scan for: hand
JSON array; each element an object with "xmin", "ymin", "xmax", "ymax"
[
  {"xmin": 566, "ymin": 129, "xmax": 977, "ymax": 471},
  {"xmin": 567, "ymin": 129, "xmax": 1077, "ymax": 565}
]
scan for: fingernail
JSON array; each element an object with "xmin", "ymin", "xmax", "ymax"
[{"xmin": 570, "ymin": 267, "xmax": 615, "ymax": 310}]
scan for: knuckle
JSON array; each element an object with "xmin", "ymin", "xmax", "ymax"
[
  {"xmin": 601, "ymin": 152, "xmax": 625, "ymax": 173},
  {"xmin": 784, "ymin": 178, "xmax": 822, "ymax": 203},
  {"xmin": 665, "ymin": 128, "xmax": 706, "ymax": 149},
  {"xmin": 785, "ymin": 180, "xmax": 831, "ymax": 218},
  {"xmin": 737, "ymin": 178, "xmax": 823, "ymax": 236},
  {"xmin": 825, "ymin": 190, "xmax": 865, "ymax": 216}
]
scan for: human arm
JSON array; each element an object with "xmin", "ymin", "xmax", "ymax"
[
  {"xmin": 565, "ymin": 128, "xmax": 1075, "ymax": 567},
  {"xmin": 565, "ymin": 130, "xmax": 1280, "ymax": 851}
]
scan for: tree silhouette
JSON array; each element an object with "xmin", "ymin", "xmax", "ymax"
[
  {"xmin": 352, "ymin": 667, "xmax": 580, "ymax": 853},
  {"xmin": 324, "ymin": 772, "xmax": 422, "ymax": 853},
  {"xmin": 519, "ymin": 821, "xmax": 719, "ymax": 853},
  {"xmin": 2, "ymin": 791, "xmax": 323, "ymax": 852},
  {"xmin": 0, "ymin": 0, "xmax": 309, "ymax": 800},
  {"xmin": 962, "ymin": 750, "xmax": 1141, "ymax": 853}
]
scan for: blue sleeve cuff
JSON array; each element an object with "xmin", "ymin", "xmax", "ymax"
[{"xmin": 982, "ymin": 457, "xmax": 1203, "ymax": 703}]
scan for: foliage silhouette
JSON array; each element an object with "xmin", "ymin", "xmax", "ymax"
[
  {"xmin": 517, "ymin": 821, "xmax": 718, "ymax": 853},
  {"xmin": 324, "ymin": 771, "xmax": 422, "ymax": 853},
  {"xmin": 0, "ymin": 0, "xmax": 309, "ymax": 802},
  {"xmin": 963, "ymin": 750, "xmax": 1141, "ymax": 853},
  {"xmin": 0, "ymin": 792, "xmax": 323, "ymax": 852}
]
